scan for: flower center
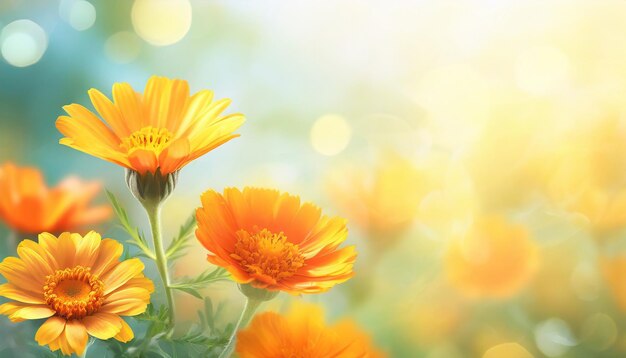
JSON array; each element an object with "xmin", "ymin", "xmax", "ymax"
[
  {"xmin": 121, "ymin": 126, "xmax": 173, "ymax": 154},
  {"xmin": 230, "ymin": 228, "xmax": 305, "ymax": 284},
  {"xmin": 43, "ymin": 266, "xmax": 104, "ymax": 319}
]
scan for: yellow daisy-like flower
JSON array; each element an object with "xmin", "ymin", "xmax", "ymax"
[
  {"xmin": 236, "ymin": 302, "xmax": 385, "ymax": 358},
  {"xmin": 56, "ymin": 75, "xmax": 245, "ymax": 175},
  {"xmin": 196, "ymin": 187, "xmax": 356, "ymax": 294},
  {"xmin": 0, "ymin": 232, "xmax": 154, "ymax": 356}
]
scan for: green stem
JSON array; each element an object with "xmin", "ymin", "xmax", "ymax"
[
  {"xmin": 144, "ymin": 202, "xmax": 176, "ymax": 332},
  {"xmin": 218, "ymin": 298, "xmax": 262, "ymax": 358}
]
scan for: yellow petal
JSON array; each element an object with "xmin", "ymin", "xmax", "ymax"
[
  {"xmin": 64, "ymin": 320, "xmax": 88, "ymax": 356},
  {"xmin": 0, "ymin": 283, "xmax": 45, "ymax": 304},
  {"xmin": 83, "ymin": 312, "xmax": 123, "ymax": 340},
  {"xmin": 10, "ymin": 305, "xmax": 55, "ymax": 321},
  {"xmin": 114, "ymin": 318, "xmax": 134, "ymax": 342},
  {"xmin": 101, "ymin": 258, "xmax": 144, "ymax": 295},
  {"xmin": 35, "ymin": 316, "xmax": 67, "ymax": 346}
]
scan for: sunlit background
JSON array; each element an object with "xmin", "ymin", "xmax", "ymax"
[{"xmin": 3, "ymin": 0, "xmax": 626, "ymax": 356}]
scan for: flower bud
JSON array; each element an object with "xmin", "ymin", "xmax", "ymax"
[{"xmin": 125, "ymin": 168, "xmax": 179, "ymax": 207}]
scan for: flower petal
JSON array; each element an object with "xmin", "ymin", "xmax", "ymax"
[
  {"xmin": 35, "ymin": 316, "xmax": 67, "ymax": 346},
  {"xmin": 114, "ymin": 318, "xmax": 134, "ymax": 342},
  {"xmin": 83, "ymin": 312, "xmax": 123, "ymax": 340},
  {"xmin": 64, "ymin": 319, "xmax": 88, "ymax": 356}
]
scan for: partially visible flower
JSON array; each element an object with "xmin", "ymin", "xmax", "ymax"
[
  {"xmin": 540, "ymin": 117, "xmax": 626, "ymax": 235},
  {"xmin": 56, "ymin": 75, "xmax": 245, "ymax": 176},
  {"xmin": 0, "ymin": 162, "xmax": 110, "ymax": 235},
  {"xmin": 601, "ymin": 255, "xmax": 626, "ymax": 313},
  {"xmin": 326, "ymin": 152, "xmax": 433, "ymax": 245},
  {"xmin": 196, "ymin": 187, "xmax": 356, "ymax": 294},
  {"xmin": 445, "ymin": 215, "xmax": 539, "ymax": 298},
  {"xmin": 236, "ymin": 302, "xmax": 385, "ymax": 358},
  {"xmin": 0, "ymin": 232, "xmax": 154, "ymax": 356}
]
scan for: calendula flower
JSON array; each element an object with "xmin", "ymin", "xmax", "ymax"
[
  {"xmin": 0, "ymin": 232, "xmax": 154, "ymax": 356},
  {"xmin": 445, "ymin": 215, "xmax": 539, "ymax": 298},
  {"xmin": 0, "ymin": 162, "xmax": 110, "ymax": 235},
  {"xmin": 236, "ymin": 303, "xmax": 385, "ymax": 358},
  {"xmin": 326, "ymin": 152, "xmax": 433, "ymax": 245},
  {"xmin": 196, "ymin": 187, "xmax": 356, "ymax": 294},
  {"xmin": 56, "ymin": 75, "xmax": 245, "ymax": 176}
]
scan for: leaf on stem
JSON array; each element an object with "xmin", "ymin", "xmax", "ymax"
[
  {"xmin": 169, "ymin": 267, "xmax": 231, "ymax": 299},
  {"xmin": 166, "ymin": 213, "xmax": 196, "ymax": 264},
  {"xmin": 105, "ymin": 189, "xmax": 156, "ymax": 260}
]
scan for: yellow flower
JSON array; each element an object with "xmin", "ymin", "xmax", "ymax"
[
  {"xmin": 444, "ymin": 215, "xmax": 539, "ymax": 298},
  {"xmin": 56, "ymin": 75, "xmax": 245, "ymax": 175},
  {"xmin": 196, "ymin": 187, "xmax": 356, "ymax": 294},
  {"xmin": 326, "ymin": 152, "xmax": 432, "ymax": 243},
  {"xmin": 236, "ymin": 302, "xmax": 385, "ymax": 358},
  {"xmin": 0, "ymin": 232, "xmax": 154, "ymax": 356},
  {"xmin": 0, "ymin": 162, "xmax": 111, "ymax": 235}
]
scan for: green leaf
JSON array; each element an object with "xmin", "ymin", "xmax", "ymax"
[
  {"xmin": 169, "ymin": 267, "xmax": 231, "ymax": 299},
  {"xmin": 106, "ymin": 189, "xmax": 156, "ymax": 260},
  {"xmin": 165, "ymin": 213, "xmax": 196, "ymax": 264}
]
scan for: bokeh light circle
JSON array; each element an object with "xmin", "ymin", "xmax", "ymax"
[
  {"xmin": 310, "ymin": 114, "xmax": 352, "ymax": 156},
  {"xmin": 68, "ymin": 0, "xmax": 96, "ymax": 31},
  {"xmin": 131, "ymin": 0, "xmax": 192, "ymax": 46},
  {"xmin": 0, "ymin": 20, "xmax": 47, "ymax": 67},
  {"xmin": 483, "ymin": 342, "xmax": 533, "ymax": 358},
  {"xmin": 104, "ymin": 31, "xmax": 141, "ymax": 64}
]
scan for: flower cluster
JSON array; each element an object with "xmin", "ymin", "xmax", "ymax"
[{"xmin": 0, "ymin": 76, "xmax": 374, "ymax": 357}]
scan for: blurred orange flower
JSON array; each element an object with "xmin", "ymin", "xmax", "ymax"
[
  {"xmin": 56, "ymin": 75, "xmax": 245, "ymax": 175},
  {"xmin": 445, "ymin": 215, "xmax": 539, "ymax": 298},
  {"xmin": 601, "ymin": 255, "xmax": 626, "ymax": 313},
  {"xmin": 196, "ymin": 187, "xmax": 356, "ymax": 294},
  {"xmin": 0, "ymin": 232, "xmax": 154, "ymax": 356},
  {"xmin": 326, "ymin": 152, "xmax": 432, "ymax": 245},
  {"xmin": 0, "ymin": 163, "xmax": 110, "ymax": 235},
  {"xmin": 236, "ymin": 302, "xmax": 385, "ymax": 358}
]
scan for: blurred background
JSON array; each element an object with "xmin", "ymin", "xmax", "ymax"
[{"xmin": 3, "ymin": 0, "xmax": 626, "ymax": 357}]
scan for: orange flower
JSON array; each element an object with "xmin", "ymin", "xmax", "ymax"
[
  {"xmin": 0, "ymin": 162, "xmax": 111, "ymax": 235},
  {"xmin": 195, "ymin": 187, "xmax": 356, "ymax": 294},
  {"xmin": 0, "ymin": 232, "xmax": 154, "ymax": 356},
  {"xmin": 326, "ymin": 152, "xmax": 433, "ymax": 241},
  {"xmin": 56, "ymin": 75, "xmax": 245, "ymax": 175},
  {"xmin": 445, "ymin": 215, "xmax": 539, "ymax": 298},
  {"xmin": 236, "ymin": 303, "xmax": 385, "ymax": 358}
]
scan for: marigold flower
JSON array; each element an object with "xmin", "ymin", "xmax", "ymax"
[
  {"xmin": 195, "ymin": 187, "xmax": 356, "ymax": 294},
  {"xmin": 0, "ymin": 162, "xmax": 110, "ymax": 235},
  {"xmin": 0, "ymin": 232, "xmax": 154, "ymax": 356},
  {"xmin": 56, "ymin": 75, "xmax": 245, "ymax": 176},
  {"xmin": 445, "ymin": 215, "xmax": 539, "ymax": 298},
  {"xmin": 236, "ymin": 303, "xmax": 385, "ymax": 358}
]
